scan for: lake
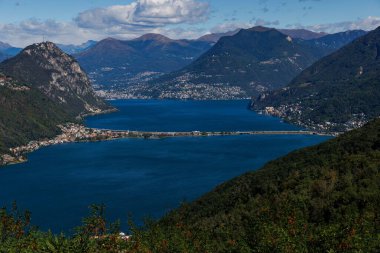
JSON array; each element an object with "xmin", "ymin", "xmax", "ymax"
[{"xmin": 0, "ymin": 100, "xmax": 330, "ymax": 233}]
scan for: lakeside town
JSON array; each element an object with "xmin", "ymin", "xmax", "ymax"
[
  {"xmin": 0, "ymin": 123, "xmax": 331, "ymax": 166},
  {"xmin": 258, "ymin": 104, "xmax": 369, "ymax": 132}
]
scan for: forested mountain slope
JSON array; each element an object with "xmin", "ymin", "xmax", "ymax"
[{"xmin": 251, "ymin": 26, "xmax": 380, "ymax": 132}]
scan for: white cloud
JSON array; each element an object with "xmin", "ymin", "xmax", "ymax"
[
  {"xmin": 0, "ymin": 19, "xmax": 99, "ymax": 47},
  {"xmin": 253, "ymin": 18, "xmax": 280, "ymax": 27},
  {"xmin": 0, "ymin": 0, "xmax": 210, "ymax": 47},
  {"xmin": 1, "ymin": 3, "xmax": 379, "ymax": 48},
  {"xmin": 155, "ymin": 26, "xmax": 206, "ymax": 40},
  {"xmin": 0, "ymin": 18, "xmax": 208, "ymax": 47},
  {"xmin": 210, "ymin": 22, "xmax": 251, "ymax": 34},
  {"xmin": 289, "ymin": 16, "xmax": 380, "ymax": 33},
  {"xmin": 74, "ymin": 0, "xmax": 210, "ymax": 29}
]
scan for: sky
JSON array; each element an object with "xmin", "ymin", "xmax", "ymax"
[{"xmin": 0, "ymin": 0, "xmax": 379, "ymax": 47}]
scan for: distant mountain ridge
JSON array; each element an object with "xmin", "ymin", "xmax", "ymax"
[
  {"xmin": 196, "ymin": 28, "xmax": 327, "ymax": 43},
  {"xmin": 0, "ymin": 41, "xmax": 22, "ymax": 61},
  {"xmin": 134, "ymin": 33, "xmax": 173, "ymax": 43},
  {"xmin": 57, "ymin": 40, "xmax": 97, "ymax": 55},
  {"xmin": 134, "ymin": 26, "xmax": 333, "ymax": 99},
  {"xmin": 0, "ymin": 41, "xmax": 12, "ymax": 51},
  {"xmin": 118, "ymin": 27, "xmax": 368, "ymax": 100},
  {"xmin": 303, "ymin": 29, "xmax": 367, "ymax": 51},
  {"xmin": 251, "ymin": 26, "xmax": 380, "ymax": 132},
  {"xmin": 0, "ymin": 51, "xmax": 6, "ymax": 62},
  {"xmin": 75, "ymin": 34, "xmax": 213, "ymax": 88},
  {"xmin": 279, "ymin": 28, "xmax": 328, "ymax": 40},
  {"xmin": 0, "ymin": 40, "xmax": 97, "ymax": 61},
  {"xmin": 197, "ymin": 29, "xmax": 241, "ymax": 43}
]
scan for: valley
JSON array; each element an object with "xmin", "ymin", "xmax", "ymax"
[{"xmin": 0, "ymin": 1, "xmax": 379, "ymax": 249}]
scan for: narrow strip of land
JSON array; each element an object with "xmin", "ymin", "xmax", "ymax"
[
  {"xmin": 1, "ymin": 123, "xmax": 336, "ymax": 166},
  {"xmin": 107, "ymin": 129, "xmax": 331, "ymax": 137}
]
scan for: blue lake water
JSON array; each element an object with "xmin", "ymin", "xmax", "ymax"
[
  {"xmin": 86, "ymin": 99, "xmax": 300, "ymax": 131},
  {"xmin": 0, "ymin": 100, "xmax": 330, "ymax": 233}
]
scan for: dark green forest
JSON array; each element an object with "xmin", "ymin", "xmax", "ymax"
[
  {"xmin": 0, "ymin": 74, "xmax": 72, "ymax": 155},
  {"xmin": 252, "ymin": 27, "xmax": 380, "ymax": 131}
]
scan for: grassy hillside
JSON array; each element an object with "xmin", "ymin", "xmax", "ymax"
[{"xmin": 1, "ymin": 119, "xmax": 379, "ymax": 252}]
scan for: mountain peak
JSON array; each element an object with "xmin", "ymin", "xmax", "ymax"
[
  {"xmin": 103, "ymin": 37, "xmax": 118, "ymax": 41},
  {"xmin": 197, "ymin": 29, "xmax": 241, "ymax": 43},
  {"xmin": 148, "ymin": 24, "xmax": 324, "ymax": 99},
  {"xmin": 0, "ymin": 41, "xmax": 12, "ymax": 50},
  {"xmin": 22, "ymin": 41, "xmax": 62, "ymax": 55},
  {"xmin": 246, "ymin": 26, "xmax": 276, "ymax": 33},
  {"xmin": 278, "ymin": 28, "xmax": 328, "ymax": 40},
  {"xmin": 1, "ymin": 41, "xmax": 109, "ymax": 116},
  {"xmin": 134, "ymin": 33, "xmax": 172, "ymax": 43}
]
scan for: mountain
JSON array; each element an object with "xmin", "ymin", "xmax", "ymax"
[
  {"xmin": 0, "ymin": 42, "xmax": 111, "ymax": 164},
  {"xmin": 74, "ymin": 34, "xmax": 213, "ymax": 88},
  {"xmin": 1, "ymin": 47, "xmax": 22, "ymax": 56},
  {"xmin": 0, "ymin": 42, "xmax": 12, "ymax": 52},
  {"xmin": 149, "ymin": 118, "xmax": 380, "ymax": 252},
  {"xmin": 251, "ymin": 27, "xmax": 380, "ymax": 132},
  {"xmin": 0, "ymin": 51, "xmax": 6, "ymax": 62},
  {"xmin": 140, "ymin": 26, "xmax": 327, "ymax": 99},
  {"xmin": 0, "ymin": 74, "xmax": 72, "ymax": 156},
  {"xmin": 57, "ymin": 40, "xmax": 97, "ymax": 55},
  {"xmin": 0, "ymin": 41, "xmax": 22, "ymax": 60},
  {"xmin": 197, "ymin": 29, "xmax": 241, "ymax": 43},
  {"xmin": 303, "ymin": 30, "xmax": 367, "ymax": 52},
  {"xmin": 196, "ymin": 28, "xmax": 326, "ymax": 43},
  {"xmin": 279, "ymin": 29, "xmax": 328, "ymax": 40},
  {"xmin": 0, "ymin": 42, "xmax": 110, "ymax": 116}
]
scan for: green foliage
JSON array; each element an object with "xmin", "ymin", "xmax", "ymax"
[
  {"xmin": 0, "ymin": 79, "xmax": 73, "ymax": 155},
  {"xmin": 0, "ymin": 204, "xmax": 129, "ymax": 253},
  {"xmin": 156, "ymin": 118, "xmax": 380, "ymax": 252},
  {"xmin": 1, "ymin": 119, "xmax": 380, "ymax": 252}
]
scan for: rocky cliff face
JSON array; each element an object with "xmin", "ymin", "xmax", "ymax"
[{"xmin": 0, "ymin": 42, "xmax": 110, "ymax": 116}]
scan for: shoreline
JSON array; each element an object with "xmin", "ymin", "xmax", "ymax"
[
  {"xmin": 79, "ymin": 107, "xmax": 119, "ymax": 118},
  {"xmin": 0, "ymin": 123, "xmax": 336, "ymax": 167}
]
